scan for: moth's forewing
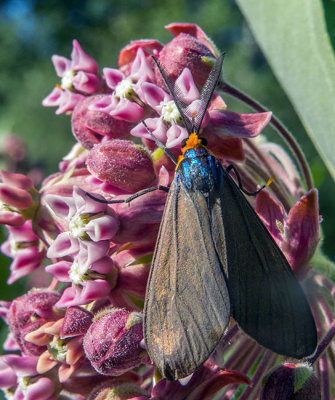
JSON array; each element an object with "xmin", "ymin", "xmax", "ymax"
[
  {"xmin": 144, "ymin": 180, "xmax": 230, "ymax": 380},
  {"xmin": 212, "ymin": 165, "xmax": 317, "ymax": 357}
]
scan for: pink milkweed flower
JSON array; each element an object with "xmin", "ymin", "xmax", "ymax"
[
  {"xmin": 88, "ymin": 48, "xmax": 155, "ymax": 123},
  {"xmin": 0, "ymin": 354, "xmax": 56, "ymax": 399},
  {"xmin": 45, "ymin": 185, "xmax": 119, "ymax": 259},
  {"xmin": 132, "ymin": 67, "xmax": 205, "ymax": 148},
  {"xmin": 1, "ymin": 220, "xmax": 45, "ymax": 284},
  {"xmin": 25, "ymin": 317, "xmax": 89, "ymax": 384},
  {"xmin": 42, "ymin": 39, "xmax": 100, "ymax": 114}
]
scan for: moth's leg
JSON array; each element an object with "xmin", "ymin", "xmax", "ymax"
[
  {"xmin": 226, "ymin": 164, "xmax": 272, "ymax": 196},
  {"xmin": 86, "ymin": 185, "xmax": 170, "ymax": 205}
]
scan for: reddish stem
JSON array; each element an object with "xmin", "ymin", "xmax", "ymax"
[{"xmin": 219, "ymin": 81, "xmax": 314, "ymax": 191}]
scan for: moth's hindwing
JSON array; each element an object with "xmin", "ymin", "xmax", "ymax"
[{"xmin": 212, "ymin": 166, "xmax": 317, "ymax": 358}]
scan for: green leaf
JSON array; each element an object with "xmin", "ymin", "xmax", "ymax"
[{"xmin": 236, "ymin": 0, "xmax": 335, "ymax": 180}]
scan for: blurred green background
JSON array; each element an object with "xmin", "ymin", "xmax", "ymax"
[{"xmin": 0, "ymin": 0, "xmax": 334, "ymax": 371}]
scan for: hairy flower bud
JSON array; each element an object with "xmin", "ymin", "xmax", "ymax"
[
  {"xmin": 60, "ymin": 306, "xmax": 93, "ymax": 338},
  {"xmin": 83, "ymin": 308, "xmax": 147, "ymax": 376},
  {"xmin": 261, "ymin": 363, "xmax": 321, "ymax": 400},
  {"xmin": 86, "ymin": 140, "xmax": 156, "ymax": 192},
  {"xmin": 157, "ymin": 33, "xmax": 214, "ymax": 88}
]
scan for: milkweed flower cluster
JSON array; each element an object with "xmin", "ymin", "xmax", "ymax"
[{"xmin": 0, "ymin": 23, "xmax": 334, "ymax": 400}]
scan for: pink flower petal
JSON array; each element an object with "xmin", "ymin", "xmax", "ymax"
[
  {"xmin": 0, "ymin": 211, "xmax": 25, "ymax": 226},
  {"xmin": 71, "ymin": 39, "xmax": 98, "ymax": 74},
  {"xmin": 47, "ymin": 232, "xmax": 79, "ymax": 258},
  {"xmin": 0, "ymin": 356, "xmax": 17, "ymax": 388},
  {"xmin": 283, "ymin": 189, "xmax": 320, "ymax": 272},
  {"xmin": 141, "ymin": 82, "xmax": 171, "ymax": 109},
  {"xmin": 80, "ymin": 280, "xmax": 111, "ymax": 302},
  {"xmin": 166, "ymin": 124, "xmax": 188, "ymax": 148},
  {"xmin": 8, "ymin": 247, "xmax": 44, "ymax": 284},
  {"xmin": 0, "ymin": 184, "xmax": 32, "ymax": 209},
  {"xmin": 78, "ymin": 240, "xmax": 110, "ymax": 267},
  {"xmin": 72, "ymin": 186, "xmax": 107, "ymax": 214},
  {"xmin": 88, "ymin": 94, "xmax": 116, "ymax": 113},
  {"xmin": 109, "ymin": 97, "xmax": 144, "ymax": 122},
  {"xmin": 55, "ymin": 280, "xmax": 110, "ymax": 308},
  {"xmin": 72, "ymin": 71, "xmax": 100, "ymax": 94},
  {"xmin": 175, "ymin": 68, "xmax": 200, "ymax": 102},
  {"xmin": 130, "ymin": 48, "xmax": 155, "ymax": 84},
  {"xmin": 44, "ymin": 194, "xmax": 74, "ymax": 219},
  {"xmin": 54, "ymin": 286, "xmax": 79, "ymax": 308},
  {"xmin": 25, "ymin": 377, "xmax": 55, "ymax": 400},
  {"xmin": 55, "ymin": 90, "xmax": 85, "ymax": 115},
  {"xmin": 131, "ymin": 118, "xmax": 167, "ymax": 143},
  {"xmin": 103, "ymin": 68, "xmax": 124, "ymax": 90},
  {"xmin": 42, "ymin": 86, "xmax": 63, "ymax": 107},
  {"xmin": 0, "ymin": 170, "xmax": 33, "ymax": 190},
  {"xmin": 5, "ymin": 220, "xmax": 37, "ymax": 242},
  {"xmin": 3, "ymin": 355, "xmax": 38, "ymax": 376},
  {"xmin": 208, "ymin": 110, "xmax": 272, "ymax": 138},
  {"xmin": 206, "ymin": 135, "xmax": 244, "ymax": 161},
  {"xmin": 51, "ymin": 55, "xmax": 71, "ymax": 77},
  {"xmin": 90, "ymin": 257, "xmax": 115, "ymax": 277},
  {"xmin": 255, "ymin": 190, "xmax": 286, "ymax": 245},
  {"xmin": 45, "ymin": 261, "xmax": 72, "ymax": 282},
  {"xmin": 3, "ymin": 332, "xmax": 20, "ymax": 352},
  {"xmin": 85, "ymin": 215, "xmax": 119, "ymax": 241}
]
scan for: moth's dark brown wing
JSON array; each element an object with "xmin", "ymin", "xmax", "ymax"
[
  {"xmin": 144, "ymin": 180, "xmax": 230, "ymax": 380},
  {"xmin": 212, "ymin": 167, "xmax": 317, "ymax": 358}
]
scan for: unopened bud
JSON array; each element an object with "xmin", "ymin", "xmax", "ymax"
[
  {"xmin": 86, "ymin": 140, "xmax": 156, "ymax": 192},
  {"xmin": 83, "ymin": 308, "xmax": 147, "ymax": 376},
  {"xmin": 261, "ymin": 363, "xmax": 321, "ymax": 400}
]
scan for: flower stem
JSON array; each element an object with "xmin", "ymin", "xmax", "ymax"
[
  {"xmin": 238, "ymin": 351, "xmax": 274, "ymax": 400},
  {"xmin": 307, "ymin": 322, "xmax": 335, "ymax": 365},
  {"xmin": 218, "ymin": 81, "xmax": 314, "ymax": 191}
]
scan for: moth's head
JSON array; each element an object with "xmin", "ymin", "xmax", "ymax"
[{"xmin": 181, "ymin": 133, "xmax": 208, "ymax": 155}]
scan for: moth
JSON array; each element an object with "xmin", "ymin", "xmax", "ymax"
[{"xmin": 143, "ymin": 54, "xmax": 317, "ymax": 380}]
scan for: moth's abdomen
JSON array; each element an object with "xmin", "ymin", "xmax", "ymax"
[{"xmin": 177, "ymin": 148, "xmax": 220, "ymax": 193}]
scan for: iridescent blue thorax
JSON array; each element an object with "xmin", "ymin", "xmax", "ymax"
[{"xmin": 175, "ymin": 146, "xmax": 220, "ymax": 193}]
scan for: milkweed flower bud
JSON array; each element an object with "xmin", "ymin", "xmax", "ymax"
[
  {"xmin": 60, "ymin": 306, "xmax": 93, "ymax": 339},
  {"xmin": 156, "ymin": 32, "xmax": 214, "ymax": 88},
  {"xmin": 83, "ymin": 308, "xmax": 147, "ymax": 376},
  {"xmin": 86, "ymin": 140, "xmax": 156, "ymax": 193},
  {"xmin": 260, "ymin": 363, "xmax": 321, "ymax": 400}
]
